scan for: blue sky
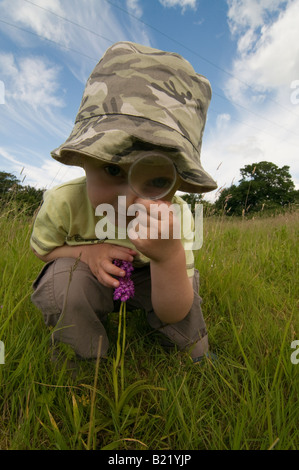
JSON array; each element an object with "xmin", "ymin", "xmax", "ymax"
[{"xmin": 0, "ymin": 0, "xmax": 299, "ymax": 201}]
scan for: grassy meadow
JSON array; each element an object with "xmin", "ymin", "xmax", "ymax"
[{"xmin": 0, "ymin": 204, "xmax": 298, "ymax": 450}]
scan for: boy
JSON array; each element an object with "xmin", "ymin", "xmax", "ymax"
[{"xmin": 30, "ymin": 41, "xmax": 217, "ymax": 362}]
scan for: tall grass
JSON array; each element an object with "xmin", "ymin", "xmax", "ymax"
[{"xmin": 0, "ymin": 204, "xmax": 298, "ymax": 450}]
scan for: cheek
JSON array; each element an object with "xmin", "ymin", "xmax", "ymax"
[
  {"xmin": 87, "ymin": 184, "xmax": 108, "ymax": 208},
  {"xmin": 87, "ymin": 180, "xmax": 122, "ymax": 209}
]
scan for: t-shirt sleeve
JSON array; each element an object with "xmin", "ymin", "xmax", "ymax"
[{"xmin": 30, "ymin": 190, "xmax": 68, "ymax": 256}]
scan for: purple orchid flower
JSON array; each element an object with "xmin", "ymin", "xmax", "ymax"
[{"xmin": 113, "ymin": 260, "xmax": 135, "ymax": 302}]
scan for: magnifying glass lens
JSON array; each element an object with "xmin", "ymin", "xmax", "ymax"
[{"xmin": 128, "ymin": 154, "xmax": 176, "ymax": 200}]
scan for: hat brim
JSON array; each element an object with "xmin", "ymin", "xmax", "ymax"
[{"xmin": 51, "ymin": 114, "xmax": 217, "ymax": 193}]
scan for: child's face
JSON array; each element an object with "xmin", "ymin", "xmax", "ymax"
[{"xmin": 84, "ymin": 157, "xmax": 181, "ymax": 211}]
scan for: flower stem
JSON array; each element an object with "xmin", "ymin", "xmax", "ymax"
[
  {"xmin": 121, "ymin": 301, "xmax": 126, "ymax": 393},
  {"xmin": 113, "ymin": 301, "xmax": 127, "ymax": 405}
]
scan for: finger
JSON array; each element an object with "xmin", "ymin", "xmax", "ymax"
[
  {"xmin": 98, "ymin": 271, "xmax": 120, "ymax": 288},
  {"xmin": 102, "ymin": 259, "xmax": 126, "ymax": 278},
  {"xmin": 113, "ymin": 245, "xmax": 137, "ymax": 254},
  {"xmin": 109, "ymin": 246, "xmax": 137, "ymax": 261},
  {"xmin": 95, "ymin": 262, "xmax": 122, "ymax": 288}
]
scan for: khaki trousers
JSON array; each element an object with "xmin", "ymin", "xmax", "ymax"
[{"xmin": 31, "ymin": 258, "xmax": 209, "ymax": 359}]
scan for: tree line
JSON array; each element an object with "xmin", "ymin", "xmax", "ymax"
[
  {"xmin": 0, "ymin": 171, "xmax": 44, "ymax": 216},
  {"xmin": 182, "ymin": 161, "xmax": 298, "ymax": 216},
  {"xmin": 1, "ymin": 161, "xmax": 298, "ymax": 218}
]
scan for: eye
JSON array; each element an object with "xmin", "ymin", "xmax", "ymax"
[
  {"xmin": 104, "ymin": 165, "xmax": 123, "ymax": 177},
  {"xmin": 147, "ymin": 177, "xmax": 172, "ymax": 189}
]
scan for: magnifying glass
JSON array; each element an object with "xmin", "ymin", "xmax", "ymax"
[{"xmin": 128, "ymin": 154, "xmax": 177, "ymax": 200}]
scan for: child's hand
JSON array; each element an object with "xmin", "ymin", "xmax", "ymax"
[
  {"xmin": 80, "ymin": 244, "xmax": 137, "ymax": 288},
  {"xmin": 127, "ymin": 198, "xmax": 182, "ymax": 263},
  {"xmin": 127, "ymin": 198, "xmax": 194, "ymax": 324}
]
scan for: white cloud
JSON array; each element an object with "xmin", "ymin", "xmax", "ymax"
[
  {"xmin": 1, "ymin": 0, "xmax": 298, "ymax": 202},
  {"xmin": 0, "ymin": 0, "xmax": 152, "ymax": 152},
  {"xmin": 0, "ymin": 0, "xmax": 68, "ymax": 46},
  {"xmin": 203, "ymin": 96, "xmax": 299, "ymax": 201},
  {"xmin": 227, "ymin": 0, "xmax": 288, "ymax": 35},
  {"xmin": 203, "ymin": 136, "xmax": 296, "ymax": 203},
  {"xmin": 216, "ymin": 113, "xmax": 231, "ymax": 130},
  {"xmin": 225, "ymin": 0, "xmax": 299, "ymax": 102},
  {"xmin": 0, "ymin": 53, "xmax": 63, "ymax": 108},
  {"xmin": 21, "ymin": 159, "xmax": 85, "ymax": 190},
  {"xmin": 0, "ymin": 0, "xmax": 151, "ymax": 81},
  {"xmin": 203, "ymin": 2, "xmax": 299, "ymax": 201},
  {"xmin": 126, "ymin": 0, "xmax": 143, "ymax": 18},
  {"xmin": 0, "ymin": 52, "xmax": 70, "ymax": 142},
  {"xmin": 159, "ymin": 0, "xmax": 197, "ymax": 12},
  {"xmin": 0, "ymin": 0, "xmax": 153, "ymax": 195},
  {"xmin": 0, "ymin": 146, "xmax": 84, "ymax": 190}
]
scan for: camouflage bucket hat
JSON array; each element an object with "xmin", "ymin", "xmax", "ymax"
[{"xmin": 51, "ymin": 41, "xmax": 217, "ymax": 193}]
